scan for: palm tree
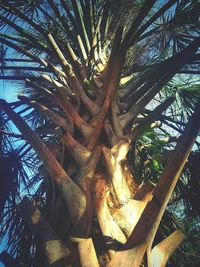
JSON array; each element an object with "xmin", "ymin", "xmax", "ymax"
[{"xmin": 0, "ymin": 1, "xmax": 200, "ymax": 266}]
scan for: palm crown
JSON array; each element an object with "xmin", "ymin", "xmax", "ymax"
[{"xmin": 0, "ymin": 1, "xmax": 200, "ymax": 266}]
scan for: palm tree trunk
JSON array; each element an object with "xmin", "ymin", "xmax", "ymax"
[{"xmin": 1, "ymin": 2, "xmax": 200, "ymax": 266}]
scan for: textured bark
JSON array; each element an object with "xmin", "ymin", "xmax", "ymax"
[
  {"xmin": 70, "ymin": 237, "xmax": 99, "ymax": 267},
  {"xmin": 148, "ymin": 230, "xmax": 185, "ymax": 267},
  {"xmin": 19, "ymin": 197, "xmax": 70, "ymax": 267},
  {"xmin": 1, "ymin": 2, "xmax": 200, "ymax": 266}
]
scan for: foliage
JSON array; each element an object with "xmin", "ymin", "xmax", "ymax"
[{"xmin": 0, "ymin": 0, "xmax": 200, "ymax": 266}]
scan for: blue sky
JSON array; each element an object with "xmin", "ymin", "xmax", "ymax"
[{"xmin": 0, "ymin": 80, "xmax": 19, "ymax": 102}]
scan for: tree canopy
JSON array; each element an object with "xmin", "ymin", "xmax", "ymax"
[{"xmin": 0, "ymin": 1, "xmax": 200, "ymax": 266}]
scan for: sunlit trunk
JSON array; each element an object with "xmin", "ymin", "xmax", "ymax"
[{"xmin": 0, "ymin": 1, "xmax": 200, "ymax": 266}]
